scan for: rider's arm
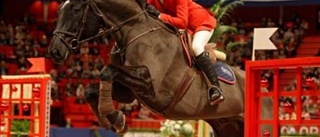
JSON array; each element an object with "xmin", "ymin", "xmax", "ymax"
[
  {"xmin": 159, "ymin": 0, "xmax": 188, "ymax": 29},
  {"xmin": 147, "ymin": 0, "xmax": 155, "ymax": 7}
]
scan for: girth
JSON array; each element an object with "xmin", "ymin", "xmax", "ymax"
[{"xmin": 161, "ymin": 68, "xmax": 196, "ymax": 114}]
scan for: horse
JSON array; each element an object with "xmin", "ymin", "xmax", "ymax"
[{"xmin": 48, "ymin": 0, "xmax": 273, "ymax": 136}]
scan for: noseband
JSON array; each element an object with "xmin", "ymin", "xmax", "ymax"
[
  {"xmin": 53, "ymin": 0, "xmax": 147, "ymax": 51},
  {"xmin": 53, "ymin": 0, "xmax": 93, "ymax": 51}
]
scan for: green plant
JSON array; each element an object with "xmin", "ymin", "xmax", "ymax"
[
  {"xmin": 209, "ymin": 0, "xmax": 244, "ymax": 49},
  {"xmin": 210, "ymin": 0, "xmax": 244, "ymax": 22},
  {"xmin": 160, "ymin": 120, "xmax": 195, "ymax": 137},
  {"xmin": 11, "ymin": 120, "xmax": 30, "ymax": 137},
  {"xmin": 93, "ymin": 129, "xmax": 103, "ymax": 137}
]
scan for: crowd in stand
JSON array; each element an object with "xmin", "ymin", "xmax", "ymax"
[
  {"xmin": 1, "ymin": 12, "xmax": 320, "ymax": 128},
  {"xmin": 218, "ymin": 14, "xmax": 309, "ymax": 69}
]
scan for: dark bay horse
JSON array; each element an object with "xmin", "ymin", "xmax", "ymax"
[{"xmin": 48, "ymin": 0, "xmax": 272, "ymax": 136}]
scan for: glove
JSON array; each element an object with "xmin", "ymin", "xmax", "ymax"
[{"xmin": 146, "ymin": 4, "xmax": 161, "ymax": 18}]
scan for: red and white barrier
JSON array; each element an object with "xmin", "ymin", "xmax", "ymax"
[
  {"xmin": 245, "ymin": 57, "xmax": 320, "ymax": 137},
  {"xmin": 0, "ymin": 75, "xmax": 51, "ymax": 137}
]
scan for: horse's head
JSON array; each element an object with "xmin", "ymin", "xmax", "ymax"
[{"xmin": 48, "ymin": 0, "xmax": 103, "ymax": 63}]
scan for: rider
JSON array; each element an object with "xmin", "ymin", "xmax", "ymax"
[{"xmin": 146, "ymin": 0, "xmax": 224, "ymax": 105}]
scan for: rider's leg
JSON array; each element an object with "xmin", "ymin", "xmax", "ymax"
[{"xmin": 192, "ymin": 30, "xmax": 224, "ymax": 105}]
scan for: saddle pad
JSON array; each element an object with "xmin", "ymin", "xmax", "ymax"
[{"xmin": 215, "ymin": 62, "xmax": 236, "ymax": 85}]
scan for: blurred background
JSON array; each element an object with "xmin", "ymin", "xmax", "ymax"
[{"xmin": 0, "ymin": 0, "xmax": 320, "ymax": 136}]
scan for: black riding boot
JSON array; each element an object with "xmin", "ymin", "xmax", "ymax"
[{"xmin": 195, "ymin": 51, "xmax": 224, "ymax": 105}]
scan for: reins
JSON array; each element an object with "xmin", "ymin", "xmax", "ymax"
[{"xmin": 53, "ymin": 0, "xmax": 147, "ymax": 52}]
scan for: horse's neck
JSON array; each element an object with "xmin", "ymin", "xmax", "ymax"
[
  {"xmin": 97, "ymin": 0, "xmax": 143, "ymax": 25},
  {"xmin": 96, "ymin": 0, "xmax": 145, "ymax": 43}
]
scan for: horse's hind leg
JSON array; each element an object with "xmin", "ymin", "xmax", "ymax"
[{"xmin": 205, "ymin": 117, "xmax": 244, "ymax": 137}]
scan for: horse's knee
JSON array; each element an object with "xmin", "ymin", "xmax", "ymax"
[
  {"xmin": 84, "ymin": 83, "xmax": 100, "ymax": 102},
  {"xmin": 100, "ymin": 66, "xmax": 117, "ymax": 81}
]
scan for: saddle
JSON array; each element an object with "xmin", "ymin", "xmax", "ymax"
[{"xmin": 179, "ymin": 30, "xmax": 236, "ymax": 85}]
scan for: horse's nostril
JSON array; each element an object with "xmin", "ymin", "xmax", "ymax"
[{"xmin": 51, "ymin": 49, "xmax": 62, "ymax": 59}]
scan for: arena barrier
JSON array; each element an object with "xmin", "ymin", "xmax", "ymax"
[
  {"xmin": 245, "ymin": 57, "xmax": 320, "ymax": 137},
  {"xmin": 0, "ymin": 75, "xmax": 51, "ymax": 137}
]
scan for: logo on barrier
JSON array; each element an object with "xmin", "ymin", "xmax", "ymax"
[{"xmin": 280, "ymin": 125, "xmax": 319, "ymax": 136}]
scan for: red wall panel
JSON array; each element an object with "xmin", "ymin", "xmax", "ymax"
[
  {"xmin": 48, "ymin": 1, "xmax": 59, "ymax": 23},
  {"xmin": 28, "ymin": 1, "xmax": 44, "ymax": 23},
  {"xmin": 2, "ymin": 0, "xmax": 45, "ymax": 24},
  {"xmin": 2, "ymin": 0, "xmax": 34, "ymax": 24}
]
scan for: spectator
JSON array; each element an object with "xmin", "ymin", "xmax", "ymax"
[
  {"xmin": 285, "ymin": 37, "xmax": 297, "ymax": 57},
  {"xmin": 81, "ymin": 64, "xmax": 92, "ymax": 78},
  {"xmin": 0, "ymin": 60, "xmax": 8, "ymax": 75},
  {"xmin": 266, "ymin": 18, "xmax": 275, "ymax": 27},
  {"xmin": 14, "ymin": 26, "xmax": 26, "ymax": 42},
  {"xmin": 39, "ymin": 35, "xmax": 48, "ymax": 47},
  {"xmin": 76, "ymin": 83, "xmax": 85, "ymax": 97},
  {"xmin": 75, "ymin": 83, "xmax": 85, "ymax": 104},
  {"xmin": 64, "ymin": 82, "xmax": 75, "ymax": 96},
  {"xmin": 50, "ymin": 69, "xmax": 59, "ymax": 82},
  {"xmin": 118, "ymin": 102, "xmax": 135, "ymax": 117},
  {"xmin": 51, "ymin": 80, "xmax": 60, "ymax": 100},
  {"xmin": 283, "ymin": 28, "xmax": 294, "ymax": 43},
  {"xmin": 317, "ymin": 49, "xmax": 320, "ymax": 56},
  {"xmin": 138, "ymin": 106, "xmax": 155, "ymax": 120},
  {"xmin": 260, "ymin": 17, "xmax": 267, "ymax": 27},
  {"xmin": 24, "ymin": 44, "xmax": 34, "ymax": 58},
  {"xmin": 0, "ymin": 32, "xmax": 8, "ymax": 45},
  {"xmin": 91, "ymin": 65, "xmax": 100, "ymax": 78},
  {"xmin": 32, "ymin": 39, "xmax": 41, "ymax": 48},
  {"xmin": 17, "ymin": 57, "xmax": 27, "ymax": 71}
]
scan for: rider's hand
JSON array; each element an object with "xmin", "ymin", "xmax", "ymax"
[{"xmin": 146, "ymin": 4, "xmax": 160, "ymax": 18}]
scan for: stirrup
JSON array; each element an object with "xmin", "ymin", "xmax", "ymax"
[{"xmin": 208, "ymin": 85, "xmax": 224, "ymax": 105}]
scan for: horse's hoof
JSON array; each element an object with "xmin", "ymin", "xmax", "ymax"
[
  {"xmin": 114, "ymin": 113, "xmax": 126, "ymax": 132},
  {"xmin": 106, "ymin": 110, "xmax": 126, "ymax": 132},
  {"xmin": 110, "ymin": 126, "xmax": 116, "ymax": 132},
  {"xmin": 116, "ymin": 124, "xmax": 128, "ymax": 135},
  {"xmin": 99, "ymin": 116, "xmax": 112, "ymax": 130}
]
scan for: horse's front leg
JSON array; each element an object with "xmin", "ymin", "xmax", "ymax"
[
  {"xmin": 98, "ymin": 65, "xmax": 127, "ymax": 134},
  {"xmin": 84, "ymin": 84, "xmax": 111, "ymax": 129}
]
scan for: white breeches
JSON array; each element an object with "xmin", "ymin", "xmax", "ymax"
[{"xmin": 192, "ymin": 30, "xmax": 214, "ymax": 56}]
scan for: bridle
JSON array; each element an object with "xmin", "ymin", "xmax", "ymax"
[{"xmin": 53, "ymin": 0, "xmax": 147, "ymax": 52}]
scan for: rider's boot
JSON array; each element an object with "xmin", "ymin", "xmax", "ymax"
[{"xmin": 195, "ymin": 51, "xmax": 224, "ymax": 105}]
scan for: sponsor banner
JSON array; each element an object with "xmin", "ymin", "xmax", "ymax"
[{"xmin": 280, "ymin": 125, "xmax": 319, "ymax": 136}]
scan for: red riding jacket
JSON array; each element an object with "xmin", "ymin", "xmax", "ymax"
[{"xmin": 147, "ymin": 0, "xmax": 217, "ymax": 35}]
